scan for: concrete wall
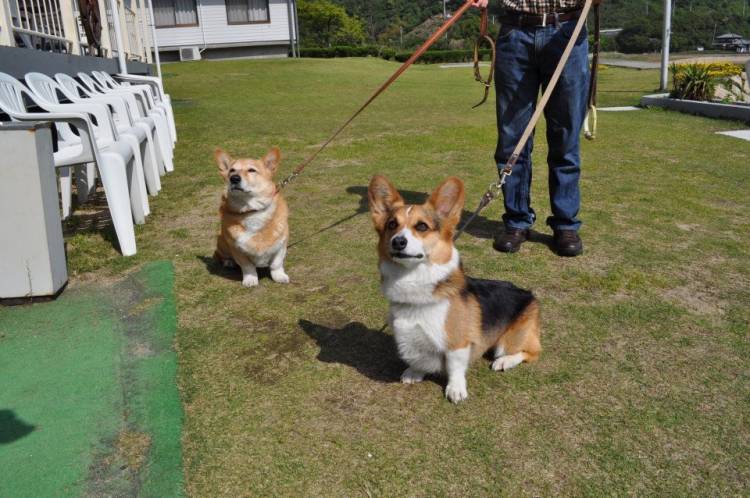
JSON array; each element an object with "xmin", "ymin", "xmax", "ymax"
[
  {"xmin": 641, "ymin": 93, "xmax": 750, "ymax": 123},
  {"xmin": 159, "ymin": 43, "xmax": 287, "ymax": 61}
]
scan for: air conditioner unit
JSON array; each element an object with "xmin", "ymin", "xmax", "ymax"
[{"xmin": 179, "ymin": 46, "xmax": 201, "ymax": 61}]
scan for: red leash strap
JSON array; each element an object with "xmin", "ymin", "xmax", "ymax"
[{"xmin": 278, "ymin": 0, "xmax": 476, "ymax": 190}]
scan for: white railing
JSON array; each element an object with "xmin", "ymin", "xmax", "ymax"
[
  {"xmin": 6, "ymin": 0, "xmax": 71, "ymax": 52},
  {"xmin": 1, "ymin": 0, "xmax": 151, "ymax": 63}
]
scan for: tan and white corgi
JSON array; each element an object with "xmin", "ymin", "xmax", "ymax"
[
  {"xmin": 214, "ymin": 147, "xmax": 289, "ymax": 287},
  {"xmin": 368, "ymin": 175, "xmax": 541, "ymax": 403}
]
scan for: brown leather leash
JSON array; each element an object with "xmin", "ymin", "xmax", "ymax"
[
  {"xmin": 278, "ymin": 0, "xmax": 482, "ymax": 190},
  {"xmin": 455, "ymin": 0, "xmax": 594, "ymax": 240},
  {"xmin": 472, "ymin": 7, "xmax": 496, "ymax": 109}
]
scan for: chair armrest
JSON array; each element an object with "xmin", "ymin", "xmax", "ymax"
[
  {"xmin": 39, "ymin": 100, "xmax": 119, "ymax": 142},
  {"xmin": 7, "ymin": 110, "xmax": 100, "ymax": 165},
  {"xmin": 115, "ymin": 74, "xmax": 164, "ymax": 100}
]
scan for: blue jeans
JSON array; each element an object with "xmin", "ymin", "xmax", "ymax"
[{"xmin": 494, "ymin": 19, "xmax": 589, "ymax": 232}]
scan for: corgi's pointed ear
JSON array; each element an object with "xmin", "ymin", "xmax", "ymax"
[
  {"xmin": 368, "ymin": 175, "xmax": 404, "ymax": 230},
  {"xmin": 215, "ymin": 148, "xmax": 233, "ymax": 178},
  {"xmin": 428, "ymin": 177, "xmax": 465, "ymax": 228},
  {"xmin": 263, "ymin": 147, "xmax": 281, "ymax": 174}
]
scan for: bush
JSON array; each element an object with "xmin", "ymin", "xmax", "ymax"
[
  {"xmin": 670, "ymin": 63, "xmax": 743, "ymax": 101},
  {"xmin": 299, "ymin": 45, "xmax": 382, "ymax": 58},
  {"xmin": 298, "ymin": 46, "xmax": 492, "ymax": 64},
  {"xmin": 394, "ymin": 48, "xmax": 493, "ymax": 64}
]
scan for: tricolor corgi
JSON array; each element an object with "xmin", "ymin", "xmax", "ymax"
[
  {"xmin": 214, "ymin": 147, "xmax": 289, "ymax": 287},
  {"xmin": 368, "ymin": 175, "xmax": 541, "ymax": 403}
]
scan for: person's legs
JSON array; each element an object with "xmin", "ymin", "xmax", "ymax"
[
  {"xmin": 494, "ymin": 25, "xmax": 540, "ymax": 232},
  {"xmin": 539, "ymin": 19, "xmax": 589, "ymax": 233}
]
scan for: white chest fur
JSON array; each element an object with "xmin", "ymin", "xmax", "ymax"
[
  {"xmin": 380, "ymin": 249, "xmax": 459, "ymax": 374},
  {"xmin": 234, "ymin": 202, "xmax": 276, "ymax": 250}
]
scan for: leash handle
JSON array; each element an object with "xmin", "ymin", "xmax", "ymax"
[
  {"xmin": 278, "ymin": 0, "xmax": 477, "ymax": 190},
  {"xmin": 472, "ymin": 7, "xmax": 496, "ymax": 109},
  {"xmin": 584, "ymin": 3, "xmax": 601, "ymax": 141}
]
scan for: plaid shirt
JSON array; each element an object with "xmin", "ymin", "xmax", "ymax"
[{"xmin": 501, "ymin": 0, "xmax": 583, "ymax": 14}]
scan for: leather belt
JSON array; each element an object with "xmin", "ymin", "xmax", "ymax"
[{"xmin": 500, "ymin": 8, "xmax": 582, "ymax": 28}]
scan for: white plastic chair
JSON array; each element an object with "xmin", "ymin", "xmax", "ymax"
[
  {"xmin": 24, "ymin": 72, "xmax": 150, "ymax": 223},
  {"xmin": 78, "ymin": 72, "xmax": 174, "ymax": 173},
  {"xmin": 112, "ymin": 72, "xmax": 176, "ymax": 143},
  {"xmin": 95, "ymin": 71, "xmax": 176, "ymax": 144},
  {"xmin": 0, "ymin": 72, "xmax": 138, "ymax": 256},
  {"xmin": 70, "ymin": 73, "xmax": 173, "ymax": 176},
  {"xmin": 91, "ymin": 71, "xmax": 175, "ymax": 147},
  {"xmin": 53, "ymin": 72, "xmax": 162, "ymax": 194}
]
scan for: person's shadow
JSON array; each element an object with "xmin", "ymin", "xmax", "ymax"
[
  {"xmin": 0, "ymin": 410, "xmax": 35, "ymax": 445},
  {"xmin": 298, "ymin": 319, "xmax": 409, "ymax": 383}
]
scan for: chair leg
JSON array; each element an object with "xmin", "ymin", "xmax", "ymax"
[
  {"xmin": 59, "ymin": 166, "xmax": 72, "ymax": 219},
  {"xmin": 164, "ymin": 104, "xmax": 177, "ymax": 144},
  {"xmin": 122, "ymin": 137, "xmax": 149, "ymax": 223},
  {"xmin": 142, "ymin": 136, "xmax": 161, "ymax": 195},
  {"xmin": 75, "ymin": 163, "xmax": 96, "ymax": 204},
  {"xmin": 98, "ymin": 153, "xmax": 137, "ymax": 256},
  {"xmin": 152, "ymin": 114, "xmax": 174, "ymax": 172},
  {"xmin": 137, "ymin": 121, "xmax": 167, "ymax": 182}
]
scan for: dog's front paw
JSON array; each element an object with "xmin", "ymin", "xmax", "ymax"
[
  {"xmin": 401, "ymin": 367, "xmax": 424, "ymax": 384},
  {"xmin": 270, "ymin": 268, "xmax": 290, "ymax": 284},
  {"xmin": 491, "ymin": 353, "xmax": 524, "ymax": 372},
  {"xmin": 242, "ymin": 275, "xmax": 259, "ymax": 288},
  {"xmin": 445, "ymin": 379, "xmax": 468, "ymax": 404}
]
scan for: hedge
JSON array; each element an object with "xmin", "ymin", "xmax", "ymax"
[{"xmin": 297, "ymin": 45, "xmax": 493, "ymax": 64}]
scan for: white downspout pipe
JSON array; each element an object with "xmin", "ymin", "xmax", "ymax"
[
  {"xmin": 108, "ymin": 0, "xmax": 128, "ymax": 74},
  {"xmin": 146, "ymin": 0, "xmax": 162, "ymax": 79},
  {"xmin": 292, "ymin": 0, "xmax": 300, "ymax": 56},
  {"xmin": 660, "ymin": 0, "xmax": 672, "ymax": 91},
  {"xmin": 286, "ymin": 0, "xmax": 296, "ymax": 57}
]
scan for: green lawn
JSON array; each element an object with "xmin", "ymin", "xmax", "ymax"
[{"xmin": 62, "ymin": 58, "xmax": 749, "ymax": 495}]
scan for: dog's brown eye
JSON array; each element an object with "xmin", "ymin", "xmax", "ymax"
[
  {"xmin": 248, "ymin": 168, "xmax": 257, "ymax": 173},
  {"xmin": 415, "ymin": 222, "xmax": 429, "ymax": 232},
  {"xmin": 386, "ymin": 219, "xmax": 398, "ymax": 230}
]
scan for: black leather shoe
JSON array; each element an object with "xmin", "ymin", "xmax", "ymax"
[
  {"xmin": 493, "ymin": 228, "xmax": 528, "ymax": 253},
  {"xmin": 553, "ymin": 230, "xmax": 583, "ymax": 257}
]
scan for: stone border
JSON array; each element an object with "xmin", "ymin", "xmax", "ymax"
[{"xmin": 641, "ymin": 93, "xmax": 750, "ymax": 123}]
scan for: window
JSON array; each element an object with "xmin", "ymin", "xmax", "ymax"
[
  {"xmin": 225, "ymin": 0, "xmax": 270, "ymax": 24},
  {"xmin": 153, "ymin": 0, "xmax": 198, "ymax": 28}
]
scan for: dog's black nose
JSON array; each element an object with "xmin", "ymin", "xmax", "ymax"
[
  {"xmin": 391, "ymin": 235, "xmax": 407, "ymax": 251},
  {"xmin": 229, "ymin": 175, "xmax": 241, "ymax": 184}
]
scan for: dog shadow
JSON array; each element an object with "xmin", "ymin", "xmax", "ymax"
[
  {"xmin": 298, "ymin": 319, "xmax": 412, "ymax": 383},
  {"xmin": 197, "ymin": 255, "xmax": 272, "ymax": 283}
]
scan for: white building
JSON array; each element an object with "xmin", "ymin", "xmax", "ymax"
[{"xmin": 152, "ymin": 0, "xmax": 299, "ymax": 61}]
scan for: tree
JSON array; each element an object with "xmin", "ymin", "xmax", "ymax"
[{"xmin": 298, "ymin": 0, "xmax": 366, "ymax": 47}]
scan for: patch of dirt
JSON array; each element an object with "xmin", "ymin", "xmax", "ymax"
[
  {"xmin": 241, "ymin": 320, "xmax": 311, "ymax": 385},
  {"xmin": 115, "ymin": 430, "xmax": 152, "ymax": 472},
  {"xmin": 130, "ymin": 341, "xmax": 154, "ymax": 358},
  {"xmin": 663, "ymin": 285, "xmax": 725, "ymax": 316}
]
